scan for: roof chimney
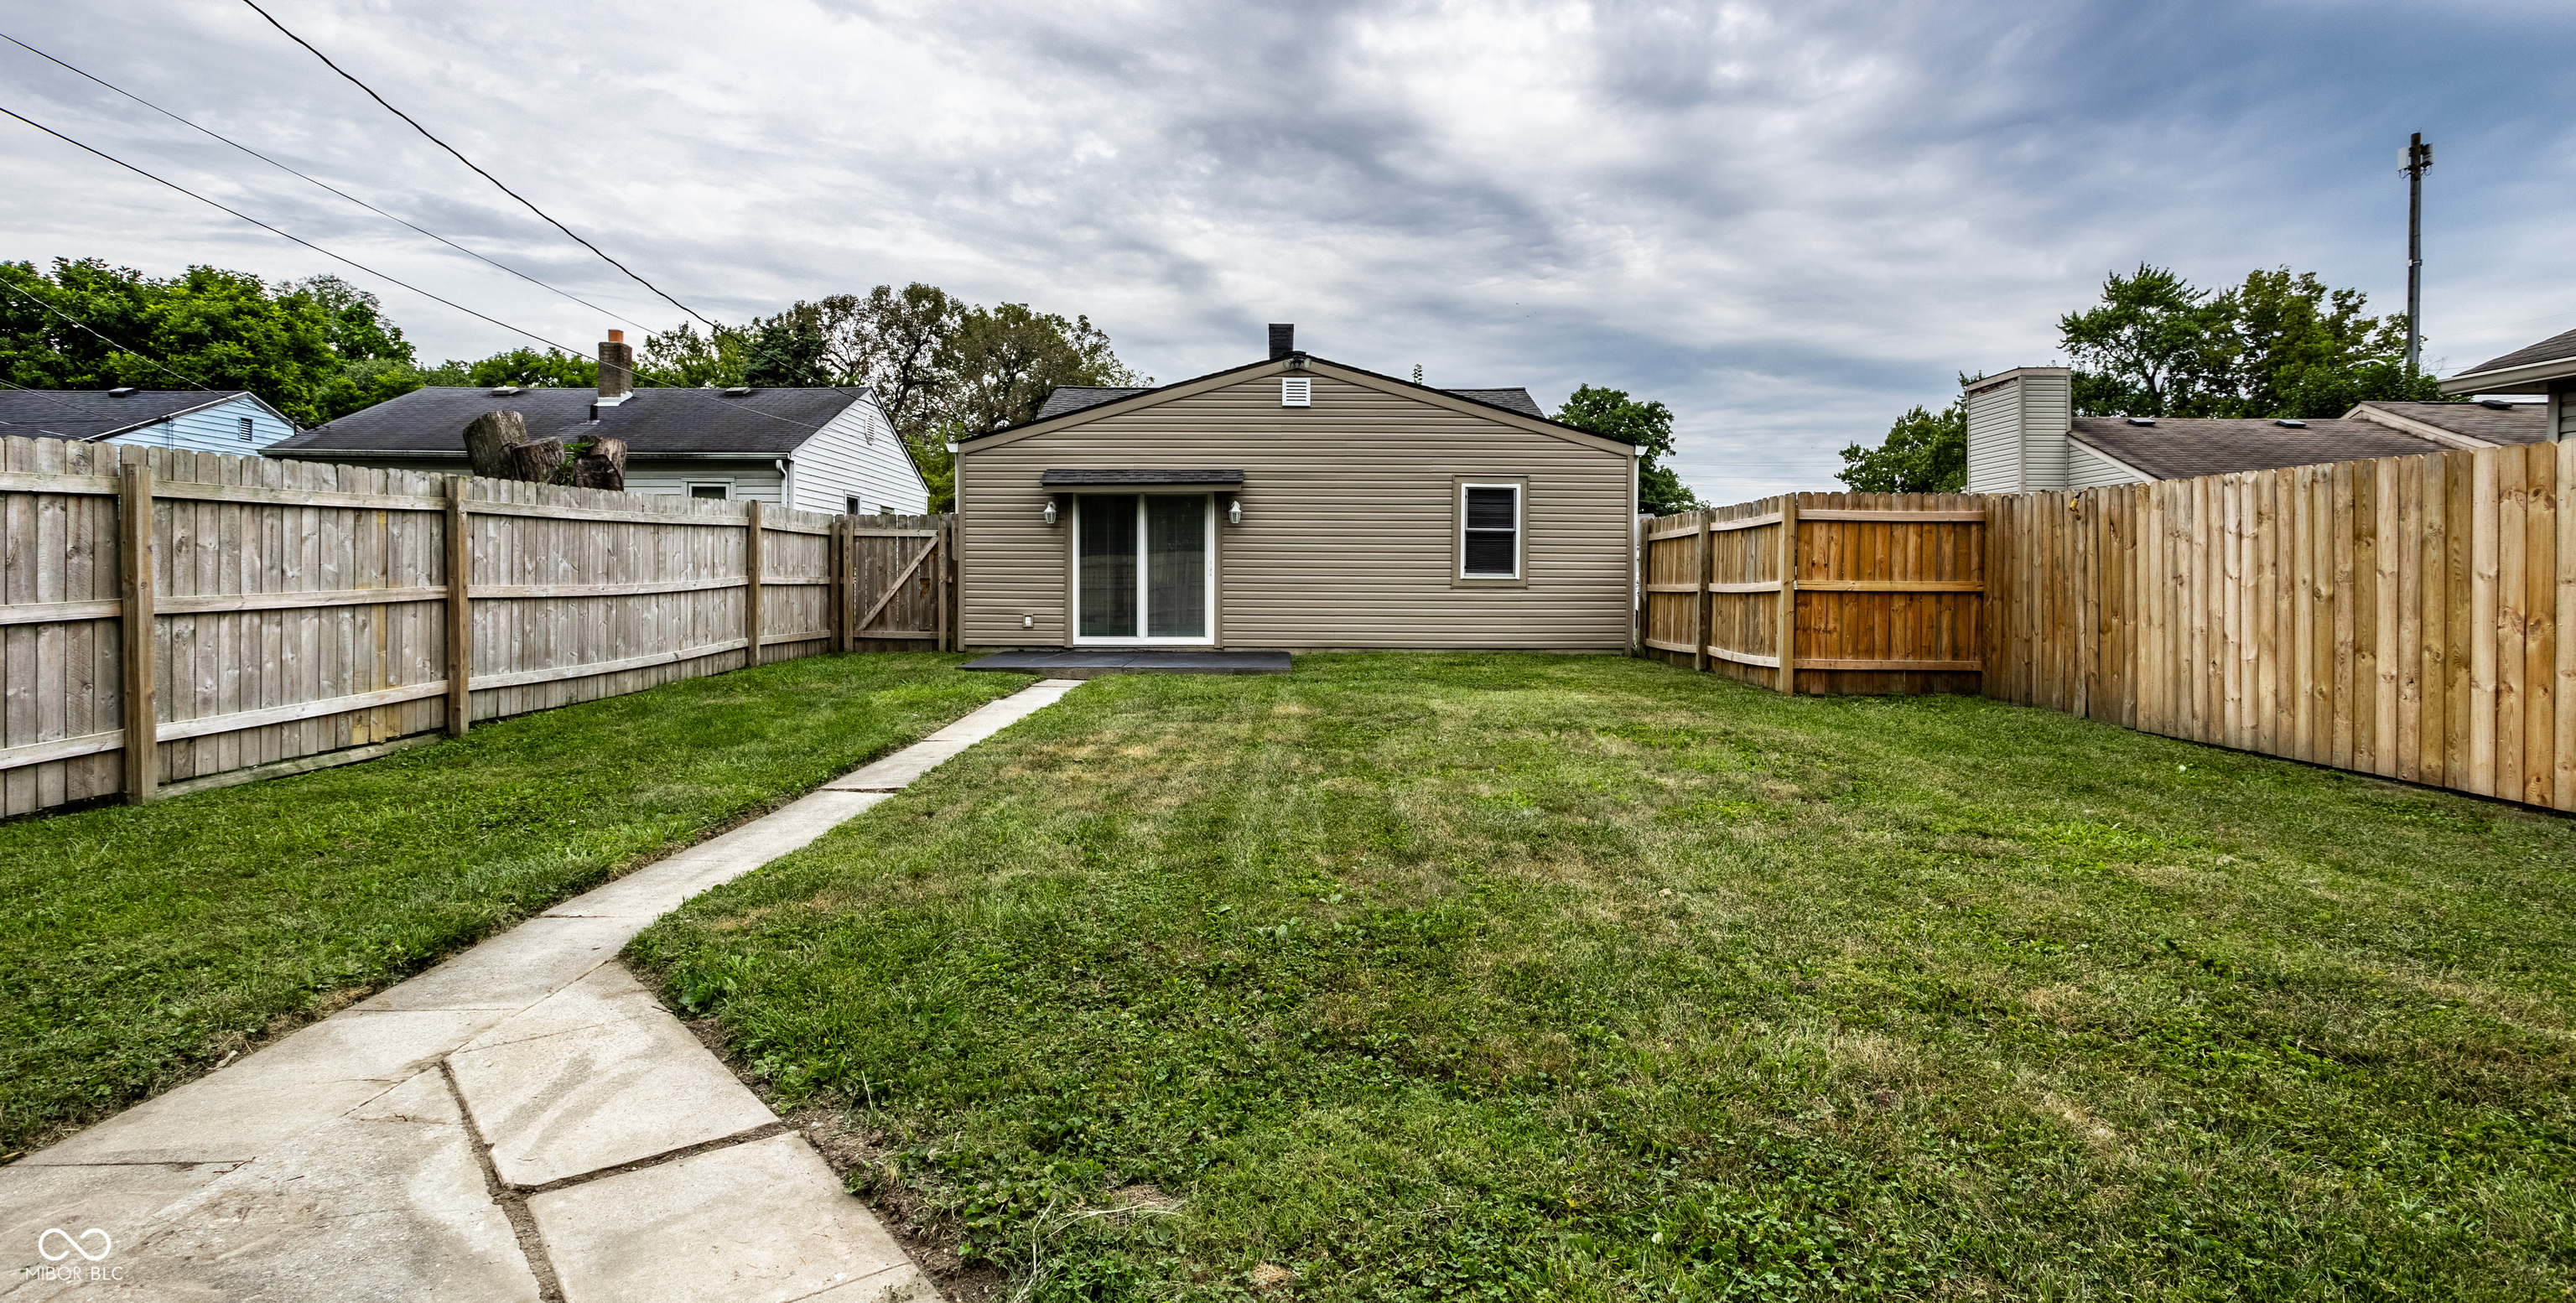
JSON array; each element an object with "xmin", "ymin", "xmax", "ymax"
[
  {"xmin": 1267, "ymin": 323, "xmax": 1294, "ymax": 361},
  {"xmin": 597, "ymin": 329, "xmax": 633, "ymax": 403}
]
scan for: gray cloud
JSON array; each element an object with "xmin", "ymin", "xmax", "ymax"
[{"xmin": 4, "ymin": 0, "xmax": 2570, "ymax": 501}]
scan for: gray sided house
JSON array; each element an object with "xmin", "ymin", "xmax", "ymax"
[
  {"xmin": 268, "ymin": 335, "xmax": 927, "ymax": 513},
  {"xmin": 955, "ymin": 326, "xmax": 1640, "ymax": 651},
  {"xmin": 1962, "ymin": 366, "xmax": 2554, "ymax": 493},
  {"xmin": 0, "ymin": 388, "xmax": 295, "ymax": 453},
  {"xmin": 2440, "ymin": 324, "xmax": 2576, "ymax": 443}
]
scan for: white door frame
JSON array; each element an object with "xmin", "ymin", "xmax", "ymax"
[{"xmin": 1070, "ymin": 491, "xmax": 1217, "ymax": 646}]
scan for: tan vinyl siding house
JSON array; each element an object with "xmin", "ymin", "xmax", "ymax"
[{"xmin": 957, "ymin": 346, "xmax": 1639, "ymax": 650}]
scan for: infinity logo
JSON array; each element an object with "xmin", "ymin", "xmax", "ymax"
[{"xmin": 37, "ymin": 1228, "xmax": 112, "ymax": 1262}]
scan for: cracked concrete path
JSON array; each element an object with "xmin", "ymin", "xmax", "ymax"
[{"xmin": 0, "ymin": 679, "xmax": 1083, "ymax": 1301}]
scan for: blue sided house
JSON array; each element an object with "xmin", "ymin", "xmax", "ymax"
[{"xmin": 0, "ymin": 388, "xmax": 298, "ymax": 454}]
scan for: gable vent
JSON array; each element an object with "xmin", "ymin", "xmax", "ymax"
[{"xmin": 1281, "ymin": 377, "xmax": 1311, "ymax": 408}]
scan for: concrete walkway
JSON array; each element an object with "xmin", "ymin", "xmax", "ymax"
[{"xmin": 1, "ymin": 680, "xmax": 1083, "ymax": 1302}]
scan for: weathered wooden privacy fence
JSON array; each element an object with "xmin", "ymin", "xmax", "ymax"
[
  {"xmin": 1642, "ymin": 441, "xmax": 2576, "ymax": 812},
  {"xmin": 0, "ymin": 437, "xmax": 954, "ymax": 818},
  {"xmin": 1642, "ymin": 492, "xmax": 1987, "ymax": 695}
]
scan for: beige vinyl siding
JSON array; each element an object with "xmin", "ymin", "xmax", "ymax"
[
  {"xmin": 1965, "ymin": 378, "xmax": 2023, "ymax": 493},
  {"xmin": 2066, "ymin": 439, "xmax": 2149, "ymax": 489},
  {"xmin": 780, "ymin": 398, "xmax": 927, "ymax": 515},
  {"xmin": 959, "ymin": 371, "xmax": 1632, "ymax": 649}
]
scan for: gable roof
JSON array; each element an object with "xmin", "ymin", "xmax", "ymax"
[
  {"xmin": 2348, "ymin": 400, "xmax": 2548, "ymax": 448},
  {"xmin": 270, "ymin": 386, "xmax": 872, "ymax": 459},
  {"xmin": 2442, "ymin": 325, "xmax": 2576, "ymax": 392},
  {"xmin": 0, "ymin": 389, "xmax": 278, "ymax": 442},
  {"xmin": 2068, "ymin": 416, "xmax": 2443, "ymax": 480},
  {"xmin": 975, "ymin": 356, "xmax": 1622, "ymax": 456}
]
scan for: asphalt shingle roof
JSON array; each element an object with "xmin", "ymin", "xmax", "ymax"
[
  {"xmin": 0, "ymin": 389, "xmax": 254, "ymax": 441},
  {"xmin": 2355, "ymin": 401, "xmax": 2549, "ymax": 447},
  {"xmin": 1026, "ymin": 379, "xmax": 1547, "ymax": 426},
  {"xmin": 270, "ymin": 386, "xmax": 867, "ymax": 457},
  {"xmin": 1443, "ymin": 388, "xmax": 1544, "ymax": 418},
  {"xmin": 2068, "ymin": 417, "xmax": 2444, "ymax": 480},
  {"xmin": 2455, "ymin": 325, "xmax": 2576, "ymax": 381}
]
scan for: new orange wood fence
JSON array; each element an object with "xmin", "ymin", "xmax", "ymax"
[{"xmin": 1641, "ymin": 441, "xmax": 2576, "ymax": 812}]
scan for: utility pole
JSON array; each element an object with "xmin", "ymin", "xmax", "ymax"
[{"xmin": 2402, "ymin": 132, "xmax": 2433, "ymax": 374}]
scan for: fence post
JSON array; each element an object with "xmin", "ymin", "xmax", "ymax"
[
  {"xmin": 118, "ymin": 460, "xmax": 157, "ymax": 803},
  {"xmin": 1776, "ymin": 494, "xmax": 1800, "ymax": 695},
  {"xmin": 445, "ymin": 476, "xmax": 472, "ymax": 736},
  {"xmin": 745, "ymin": 501, "xmax": 765, "ymax": 668},
  {"xmin": 937, "ymin": 516, "xmax": 951, "ymax": 652},
  {"xmin": 1693, "ymin": 512, "xmax": 1709, "ymax": 672},
  {"xmin": 831, "ymin": 515, "xmax": 849, "ymax": 652}
]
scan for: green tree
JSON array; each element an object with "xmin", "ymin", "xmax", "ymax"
[
  {"xmin": 2059, "ymin": 264, "xmax": 2232, "ymax": 418},
  {"xmin": 1836, "ymin": 396, "xmax": 1967, "ymax": 493},
  {"xmin": 741, "ymin": 314, "xmax": 830, "ymax": 388},
  {"xmin": 465, "ymin": 347, "xmax": 598, "ymax": 389},
  {"xmin": 2059, "ymin": 263, "xmax": 2447, "ymax": 420},
  {"xmin": 637, "ymin": 322, "xmax": 747, "ymax": 389},
  {"xmin": 1553, "ymin": 385, "xmax": 1700, "ymax": 515}
]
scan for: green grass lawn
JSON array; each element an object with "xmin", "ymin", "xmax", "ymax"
[
  {"xmin": 0, "ymin": 652, "xmax": 1032, "ymax": 1161},
  {"xmin": 630, "ymin": 652, "xmax": 2576, "ymax": 1301}
]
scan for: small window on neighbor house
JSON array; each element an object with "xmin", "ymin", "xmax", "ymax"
[
  {"xmin": 1460, "ymin": 484, "xmax": 1520, "ymax": 579},
  {"xmin": 845, "ymin": 495, "xmax": 864, "ymax": 516},
  {"xmin": 237, "ymin": 416, "xmax": 256, "ymax": 442},
  {"xmin": 689, "ymin": 483, "xmax": 730, "ymax": 501},
  {"xmin": 1281, "ymin": 377, "xmax": 1311, "ymax": 408}
]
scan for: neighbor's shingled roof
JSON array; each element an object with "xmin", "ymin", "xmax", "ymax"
[
  {"xmin": 2354, "ymin": 401, "xmax": 2550, "ymax": 446},
  {"xmin": 2454, "ymin": 325, "xmax": 2576, "ymax": 381},
  {"xmin": 269, "ymin": 386, "xmax": 871, "ymax": 457},
  {"xmin": 0, "ymin": 389, "xmax": 259, "ymax": 442},
  {"xmin": 2068, "ymin": 417, "xmax": 2443, "ymax": 480}
]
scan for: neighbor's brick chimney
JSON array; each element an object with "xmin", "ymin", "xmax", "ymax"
[
  {"xmin": 1268, "ymin": 323, "xmax": 1294, "ymax": 361},
  {"xmin": 597, "ymin": 329, "xmax": 633, "ymax": 401}
]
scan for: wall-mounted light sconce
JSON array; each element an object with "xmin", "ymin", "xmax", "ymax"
[
  {"xmin": 1227, "ymin": 498, "xmax": 1243, "ymax": 525},
  {"xmin": 1042, "ymin": 500, "xmax": 1058, "ymax": 526}
]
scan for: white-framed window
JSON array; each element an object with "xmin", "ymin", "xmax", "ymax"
[
  {"xmin": 1281, "ymin": 377, "xmax": 1311, "ymax": 407},
  {"xmin": 845, "ymin": 495, "xmax": 865, "ymax": 516},
  {"xmin": 1459, "ymin": 483, "xmax": 1522, "ymax": 579},
  {"xmin": 237, "ymin": 416, "xmax": 257, "ymax": 443},
  {"xmin": 688, "ymin": 481, "xmax": 732, "ymax": 500},
  {"xmin": 1071, "ymin": 492, "xmax": 1216, "ymax": 646}
]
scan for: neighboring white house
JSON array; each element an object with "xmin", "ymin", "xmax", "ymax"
[
  {"xmin": 1961, "ymin": 366, "xmax": 2553, "ymax": 494},
  {"xmin": 267, "ymin": 333, "xmax": 928, "ymax": 514},
  {"xmin": 0, "ymin": 388, "xmax": 296, "ymax": 453}
]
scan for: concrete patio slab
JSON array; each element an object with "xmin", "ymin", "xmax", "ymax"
[
  {"xmin": 958, "ymin": 650, "xmax": 1290, "ymax": 677},
  {"xmin": 111, "ymin": 1071, "xmax": 542, "ymax": 1302},
  {"xmin": 29, "ymin": 1009, "xmax": 504, "ymax": 1167},
  {"xmin": 449, "ymin": 968, "xmax": 776, "ymax": 1188},
  {"xmin": 530, "ymin": 1133, "xmax": 930, "ymax": 1303},
  {"xmin": 6, "ymin": 677, "xmax": 1088, "ymax": 1300}
]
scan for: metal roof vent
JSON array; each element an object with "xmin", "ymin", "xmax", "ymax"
[
  {"xmin": 107, "ymin": 387, "xmax": 136, "ymax": 397},
  {"xmin": 1280, "ymin": 376, "xmax": 1311, "ymax": 408},
  {"xmin": 2126, "ymin": 417, "xmax": 2156, "ymax": 426},
  {"xmin": 489, "ymin": 386, "xmax": 522, "ymax": 396},
  {"xmin": 2479, "ymin": 398, "xmax": 2518, "ymax": 410},
  {"xmin": 723, "ymin": 387, "xmax": 753, "ymax": 397},
  {"xmin": 2274, "ymin": 418, "xmax": 2308, "ymax": 428}
]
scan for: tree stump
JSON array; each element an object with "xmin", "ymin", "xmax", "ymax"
[
  {"xmin": 572, "ymin": 438, "xmax": 627, "ymax": 491},
  {"xmin": 500, "ymin": 437, "xmax": 565, "ymax": 484},
  {"xmin": 463, "ymin": 411, "xmax": 527, "ymax": 478}
]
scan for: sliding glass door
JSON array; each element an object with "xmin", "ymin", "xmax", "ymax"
[{"xmin": 1074, "ymin": 494, "xmax": 1212, "ymax": 643}]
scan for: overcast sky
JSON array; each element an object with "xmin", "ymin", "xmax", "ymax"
[{"xmin": 4, "ymin": 1, "xmax": 2571, "ymax": 502}]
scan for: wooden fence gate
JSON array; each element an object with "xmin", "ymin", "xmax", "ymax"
[
  {"xmin": 1642, "ymin": 491, "xmax": 1987, "ymax": 694},
  {"xmin": 839, "ymin": 514, "xmax": 952, "ymax": 651}
]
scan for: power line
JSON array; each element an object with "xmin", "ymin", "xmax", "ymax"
[
  {"xmin": 0, "ymin": 30, "xmax": 657, "ymax": 335},
  {"xmin": 236, "ymin": 0, "xmax": 719, "ymax": 330},
  {"xmin": 0, "ymin": 101, "xmax": 600, "ymax": 361}
]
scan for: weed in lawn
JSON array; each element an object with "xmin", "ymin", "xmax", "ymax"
[
  {"xmin": 631, "ymin": 654, "xmax": 2576, "ymax": 1300},
  {"xmin": 0, "ymin": 653, "xmax": 1031, "ymax": 1159}
]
